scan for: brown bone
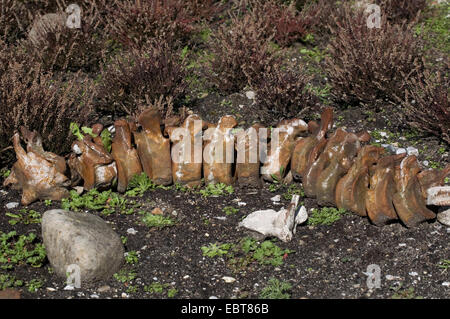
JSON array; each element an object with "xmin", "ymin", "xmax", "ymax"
[
  {"xmin": 166, "ymin": 114, "xmax": 207, "ymax": 188},
  {"xmin": 133, "ymin": 108, "xmax": 172, "ymax": 186},
  {"xmin": 203, "ymin": 115, "xmax": 237, "ymax": 185},
  {"xmin": 291, "ymin": 108, "xmax": 333, "ymax": 181},
  {"xmin": 336, "ymin": 145, "xmax": 384, "ymax": 216},
  {"xmin": 235, "ymin": 124, "xmax": 266, "ymax": 188},
  {"xmin": 417, "ymin": 164, "xmax": 450, "ymax": 199},
  {"xmin": 365, "ymin": 154, "xmax": 405, "ymax": 225},
  {"xmin": 392, "ymin": 156, "xmax": 436, "ymax": 227},
  {"xmin": 316, "ymin": 132, "xmax": 361, "ymax": 206},
  {"xmin": 111, "ymin": 119, "xmax": 143, "ymax": 193},
  {"xmin": 261, "ymin": 118, "xmax": 308, "ymax": 182},
  {"xmin": 20, "ymin": 126, "xmax": 67, "ymax": 174},
  {"xmin": 303, "ymin": 128, "xmax": 348, "ymax": 198},
  {"xmin": 68, "ymin": 131, "xmax": 116, "ymax": 190},
  {"xmin": 3, "ymin": 133, "xmax": 70, "ymax": 205}
]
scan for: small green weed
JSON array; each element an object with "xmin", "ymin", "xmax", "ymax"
[
  {"xmin": 125, "ymin": 251, "xmax": 139, "ymax": 265},
  {"xmin": 438, "ymin": 259, "xmax": 450, "ymax": 272},
  {"xmin": 139, "ymin": 212, "xmax": 176, "ymax": 229},
  {"xmin": 259, "ymin": 278, "xmax": 292, "ymax": 299},
  {"xmin": 0, "ymin": 168, "xmax": 10, "ymax": 178},
  {"xmin": 390, "ymin": 285, "xmax": 423, "ymax": 299},
  {"xmin": 5, "ymin": 209, "xmax": 41, "ymax": 225},
  {"xmin": 0, "ymin": 273, "xmax": 24, "ymax": 290},
  {"xmin": 0, "ymin": 231, "xmax": 46, "ymax": 270},
  {"xmin": 223, "ymin": 206, "xmax": 239, "ymax": 216},
  {"xmin": 126, "ymin": 173, "xmax": 159, "ymax": 197},
  {"xmin": 201, "ymin": 243, "xmax": 233, "ymax": 258},
  {"xmin": 199, "ymin": 183, "xmax": 234, "ymax": 197},
  {"xmin": 307, "ymin": 207, "xmax": 348, "ymax": 226},
  {"xmin": 113, "ymin": 269, "xmax": 136, "ymax": 283},
  {"xmin": 27, "ymin": 279, "xmax": 44, "ymax": 293}
]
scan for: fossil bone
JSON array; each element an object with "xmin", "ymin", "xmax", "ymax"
[
  {"xmin": 235, "ymin": 124, "xmax": 266, "ymax": 188},
  {"xmin": 238, "ymin": 195, "xmax": 307, "ymax": 242},
  {"xmin": 133, "ymin": 107, "xmax": 172, "ymax": 186},
  {"xmin": 111, "ymin": 119, "xmax": 143, "ymax": 193},
  {"xmin": 335, "ymin": 145, "xmax": 385, "ymax": 216},
  {"xmin": 261, "ymin": 118, "xmax": 308, "ymax": 182},
  {"xmin": 67, "ymin": 125, "xmax": 116, "ymax": 191},
  {"xmin": 203, "ymin": 115, "xmax": 238, "ymax": 185},
  {"xmin": 392, "ymin": 156, "xmax": 436, "ymax": 228},
  {"xmin": 3, "ymin": 133, "xmax": 70, "ymax": 205},
  {"xmin": 166, "ymin": 114, "xmax": 207, "ymax": 188}
]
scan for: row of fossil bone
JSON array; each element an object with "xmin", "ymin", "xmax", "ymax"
[{"xmin": 3, "ymin": 107, "xmax": 450, "ymax": 228}]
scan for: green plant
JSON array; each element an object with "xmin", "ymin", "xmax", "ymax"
[
  {"xmin": 391, "ymin": 285, "xmax": 423, "ymax": 299},
  {"xmin": 223, "ymin": 206, "xmax": 239, "ymax": 216},
  {"xmin": 144, "ymin": 282, "xmax": 167, "ymax": 294},
  {"xmin": 252, "ymin": 240, "xmax": 294, "ymax": 267},
  {"xmin": 5, "ymin": 209, "xmax": 41, "ymax": 225},
  {"xmin": 69, "ymin": 122, "xmax": 112, "ymax": 152},
  {"xmin": 44, "ymin": 199, "xmax": 52, "ymax": 207},
  {"xmin": 438, "ymin": 259, "xmax": 450, "ymax": 272},
  {"xmin": 167, "ymin": 288, "xmax": 178, "ymax": 298},
  {"xmin": 113, "ymin": 269, "xmax": 137, "ymax": 283},
  {"xmin": 139, "ymin": 212, "xmax": 176, "ymax": 229},
  {"xmin": 0, "ymin": 273, "xmax": 24, "ymax": 290},
  {"xmin": 259, "ymin": 278, "xmax": 292, "ymax": 299},
  {"xmin": 201, "ymin": 243, "xmax": 233, "ymax": 258},
  {"xmin": 125, "ymin": 173, "xmax": 157, "ymax": 197},
  {"xmin": 282, "ymin": 184, "xmax": 305, "ymax": 200},
  {"xmin": 0, "ymin": 231, "xmax": 46, "ymax": 270},
  {"xmin": 125, "ymin": 251, "xmax": 139, "ymax": 265},
  {"xmin": 0, "ymin": 168, "xmax": 10, "ymax": 178},
  {"xmin": 26, "ymin": 279, "xmax": 44, "ymax": 293},
  {"xmin": 199, "ymin": 183, "xmax": 234, "ymax": 197},
  {"xmin": 61, "ymin": 189, "xmax": 122, "ymax": 212},
  {"xmin": 307, "ymin": 207, "xmax": 348, "ymax": 226}
]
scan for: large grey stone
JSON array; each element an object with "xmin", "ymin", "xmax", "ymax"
[{"xmin": 42, "ymin": 209, "xmax": 124, "ymax": 283}]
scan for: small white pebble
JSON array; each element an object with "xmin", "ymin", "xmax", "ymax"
[
  {"xmin": 126, "ymin": 228, "xmax": 138, "ymax": 235},
  {"xmin": 409, "ymin": 272, "xmax": 418, "ymax": 277}
]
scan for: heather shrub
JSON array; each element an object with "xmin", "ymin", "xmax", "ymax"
[
  {"xmin": 96, "ymin": 41, "xmax": 187, "ymax": 116},
  {"xmin": 324, "ymin": 4, "xmax": 424, "ymax": 109},
  {"xmin": 106, "ymin": 0, "xmax": 218, "ymax": 50},
  {"xmin": 400, "ymin": 69, "xmax": 450, "ymax": 144},
  {"xmin": 208, "ymin": 13, "xmax": 277, "ymax": 93},
  {"xmin": 0, "ymin": 49, "xmax": 94, "ymax": 165},
  {"xmin": 374, "ymin": 0, "xmax": 428, "ymax": 23},
  {"xmin": 253, "ymin": 0, "xmax": 319, "ymax": 46},
  {"xmin": 253, "ymin": 64, "xmax": 317, "ymax": 119},
  {"xmin": 22, "ymin": 1, "xmax": 108, "ymax": 73}
]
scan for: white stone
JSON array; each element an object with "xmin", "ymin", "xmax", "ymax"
[
  {"xmin": 406, "ymin": 146, "xmax": 419, "ymax": 157},
  {"xmin": 442, "ymin": 282, "xmax": 450, "ymax": 287},
  {"xmin": 270, "ymin": 195, "xmax": 281, "ymax": 202},
  {"xmin": 437, "ymin": 208, "xmax": 450, "ymax": 226},
  {"xmin": 409, "ymin": 272, "xmax": 418, "ymax": 277},
  {"xmin": 238, "ymin": 195, "xmax": 307, "ymax": 242},
  {"xmin": 209, "ymin": 296, "xmax": 218, "ymax": 299},
  {"xmin": 126, "ymin": 228, "xmax": 138, "ymax": 235},
  {"xmin": 64, "ymin": 285, "xmax": 75, "ymax": 291},
  {"xmin": 245, "ymin": 91, "xmax": 256, "ymax": 100},
  {"xmin": 42, "ymin": 209, "xmax": 124, "ymax": 283},
  {"xmin": 395, "ymin": 148, "xmax": 407, "ymax": 155},
  {"xmin": 90, "ymin": 294, "xmax": 99, "ymax": 299},
  {"xmin": 423, "ymin": 160, "xmax": 429, "ymax": 167},
  {"xmin": 427, "ymin": 186, "xmax": 450, "ymax": 206},
  {"xmin": 121, "ymin": 293, "xmax": 129, "ymax": 298},
  {"xmin": 46, "ymin": 287, "xmax": 56, "ymax": 292},
  {"xmin": 222, "ymin": 276, "xmax": 236, "ymax": 283},
  {"xmin": 237, "ymin": 202, "xmax": 247, "ymax": 207},
  {"xmin": 5, "ymin": 202, "xmax": 19, "ymax": 209}
]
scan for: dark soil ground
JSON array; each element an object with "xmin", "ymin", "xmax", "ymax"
[{"xmin": 0, "ymin": 103, "xmax": 449, "ymax": 300}]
